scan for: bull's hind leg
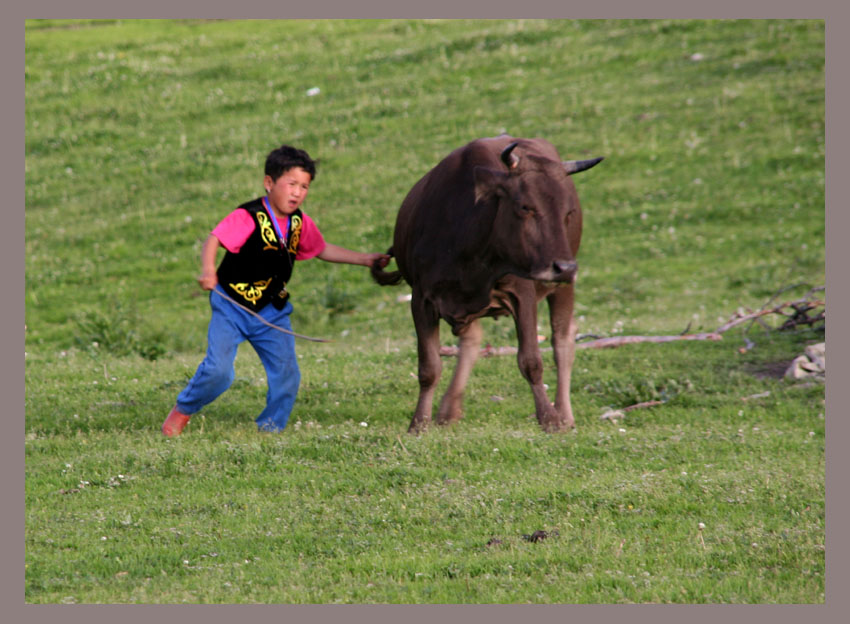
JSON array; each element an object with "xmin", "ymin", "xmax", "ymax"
[
  {"xmin": 409, "ymin": 294, "xmax": 441, "ymax": 434},
  {"xmin": 547, "ymin": 285, "xmax": 577, "ymax": 430},
  {"xmin": 436, "ymin": 319, "xmax": 483, "ymax": 426}
]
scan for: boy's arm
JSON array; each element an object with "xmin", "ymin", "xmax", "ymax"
[
  {"xmin": 198, "ymin": 233, "xmax": 224, "ymax": 290},
  {"xmin": 317, "ymin": 243, "xmax": 390, "ymax": 268}
]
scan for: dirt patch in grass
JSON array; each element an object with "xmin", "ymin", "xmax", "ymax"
[{"xmin": 747, "ymin": 360, "xmax": 793, "ymax": 380}]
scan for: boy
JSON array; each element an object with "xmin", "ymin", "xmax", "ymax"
[{"xmin": 162, "ymin": 145, "xmax": 390, "ymax": 436}]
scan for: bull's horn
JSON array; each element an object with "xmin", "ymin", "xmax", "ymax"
[
  {"xmin": 563, "ymin": 156, "xmax": 604, "ymax": 175},
  {"xmin": 500, "ymin": 142, "xmax": 520, "ymax": 169}
]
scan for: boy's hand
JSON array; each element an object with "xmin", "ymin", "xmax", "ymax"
[
  {"xmin": 198, "ymin": 271, "xmax": 218, "ymax": 291},
  {"xmin": 198, "ymin": 234, "xmax": 223, "ymax": 290},
  {"xmin": 370, "ymin": 253, "xmax": 392, "ymax": 269}
]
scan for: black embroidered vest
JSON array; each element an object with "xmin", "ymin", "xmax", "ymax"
[{"xmin": 216, "ymin": 197, "xmax": 304, "ymax": 311}]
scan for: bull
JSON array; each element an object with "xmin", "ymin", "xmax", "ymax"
[{"xmin": 371, "ymin": 135, "xmax": 603, "ymax": 434}]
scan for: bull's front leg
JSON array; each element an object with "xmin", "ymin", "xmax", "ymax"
[
  {"xmin": 547, "ymin": 284, "xmax": 577, "ymax": 430},
  {"xmin": 436, "ymin": 319, "xmax": 483, "ymax": 425},
  {"xmin": 512, "ymin": 284, "xmax": 563, "ymax": 432},
  {"xmin": 409, "ymin": 293, "xmax": 441, "ymax": 434}
]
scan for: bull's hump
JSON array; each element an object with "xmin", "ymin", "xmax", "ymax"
[{"xmin": 474, "ymin": 135, "xmax": 559, "ymax": 161}]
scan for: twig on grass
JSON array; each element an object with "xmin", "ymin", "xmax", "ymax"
[
  {"xmin": 576, "ymin": 333, "xmax": 603, "ymax": 342},
  {"xmin": 623, "ymin": 400, "xmax": 665, "ymax": 412},
  {"xmin": 741, "ymin": 391, "xmax": 771, "ymax": 402},
  {"xmin": 396, "ymin": 435, "xmax": 409, "ymax": 454},
  {"xmin": 600, "ymin": 400, "xmax": 664, "ymax": 422}
]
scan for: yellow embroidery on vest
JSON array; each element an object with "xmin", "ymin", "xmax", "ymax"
[
  {"xmin": 256, "ymin": 212, "xmax": 278, "ymax": 250},
  {"xmin": 229, "ymin": 278, "xmax": 273, "ymax": 304},
  {"xmin": 288, "ymin": 214, "xmax": 302, "ymax": 254}
]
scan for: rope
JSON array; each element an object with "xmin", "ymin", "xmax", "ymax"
[{"xmin": 211, "ymin": 287, "xmax": 332, "ymax": 343}]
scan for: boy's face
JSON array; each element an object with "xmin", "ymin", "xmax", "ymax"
[{"xmin": 264, "ymin": 167, "xmax": 312, "ymax": 217}]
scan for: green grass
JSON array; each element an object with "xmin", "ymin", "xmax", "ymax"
[{"xmin": 25, "ymin": 19, "xmax": 824, "ymax": 603}]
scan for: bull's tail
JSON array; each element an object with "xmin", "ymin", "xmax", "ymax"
[{"xmin": 371, "ymin": 247, "xmax": 404, "ymax": 286}]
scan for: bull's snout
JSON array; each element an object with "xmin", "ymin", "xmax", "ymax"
[
  {"xmin": 529, "ymin": 260, "xmax": 577, "ymax": 283},
  {"xmin": 552, "ymin": 260, "xmax": 578, "ymax": 282}
]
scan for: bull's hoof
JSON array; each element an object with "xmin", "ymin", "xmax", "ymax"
[
  {"xmin": 407, "ymin": 421, "xmax": 429, "ymax": 435},
  {"xmin": 540, "ymin": 421, "xmax": 573, "ymax": 433},
  {"xmin": 537, "ymin": 412, "xmax": 575, "ymax": 433},
  {"xmin": 535, "ymin": 402, "xmax": 575, "ymax": 433},
  {"xmin": 435, "ymin": 408, "xmax": 464, "ymax": 426}
]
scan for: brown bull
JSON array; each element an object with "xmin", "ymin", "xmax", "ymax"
[{"xmin": 371, "ymin": 135, "xmax": 603, "ymax": 434}]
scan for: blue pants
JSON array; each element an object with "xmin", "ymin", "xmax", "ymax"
[{"xmin": 176, "ymin": 287, "xmax": 300, "ymax": 432}]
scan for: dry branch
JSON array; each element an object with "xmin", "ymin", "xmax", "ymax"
[
  {"xmin": 714, "ymin": 299, "xmax": 824, "ymax": 333},
  {"xmin": 438, "ymin": 285, "xmax": 824, "ymax": 358},
  {"xmin": 577, "ymin": 332, "xmax": 723, "ymax": 350},
  {"xmin": 438, "ymin": 332, "xmax": 722, "ymax": 357}
]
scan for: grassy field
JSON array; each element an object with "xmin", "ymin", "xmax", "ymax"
[{"xmin": 25, "ymin": 19, "xmax": 824, "ymax": 603}]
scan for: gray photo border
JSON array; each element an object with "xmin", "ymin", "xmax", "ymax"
[{"xmin": 12, "ymin": 2, "xmax": 843, "ymax": 623}]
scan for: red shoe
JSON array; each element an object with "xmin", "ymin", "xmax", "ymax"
[{"xmin": 162, "ymin": 406, "xmax": 191, "ymax": 437}]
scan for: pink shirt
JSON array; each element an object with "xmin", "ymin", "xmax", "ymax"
[{"xmin": 211, "ymin": 207, "xmax": 326, "ymax": 260}]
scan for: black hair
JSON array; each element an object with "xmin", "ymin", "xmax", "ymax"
[{"xmin": 264, "ymin": 145, "xmax": 318, "ymax": 181}]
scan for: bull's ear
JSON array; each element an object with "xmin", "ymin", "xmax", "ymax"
[{"xmin": 473, "ymin": 166, "xmax": 509, "ymax": 204}]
